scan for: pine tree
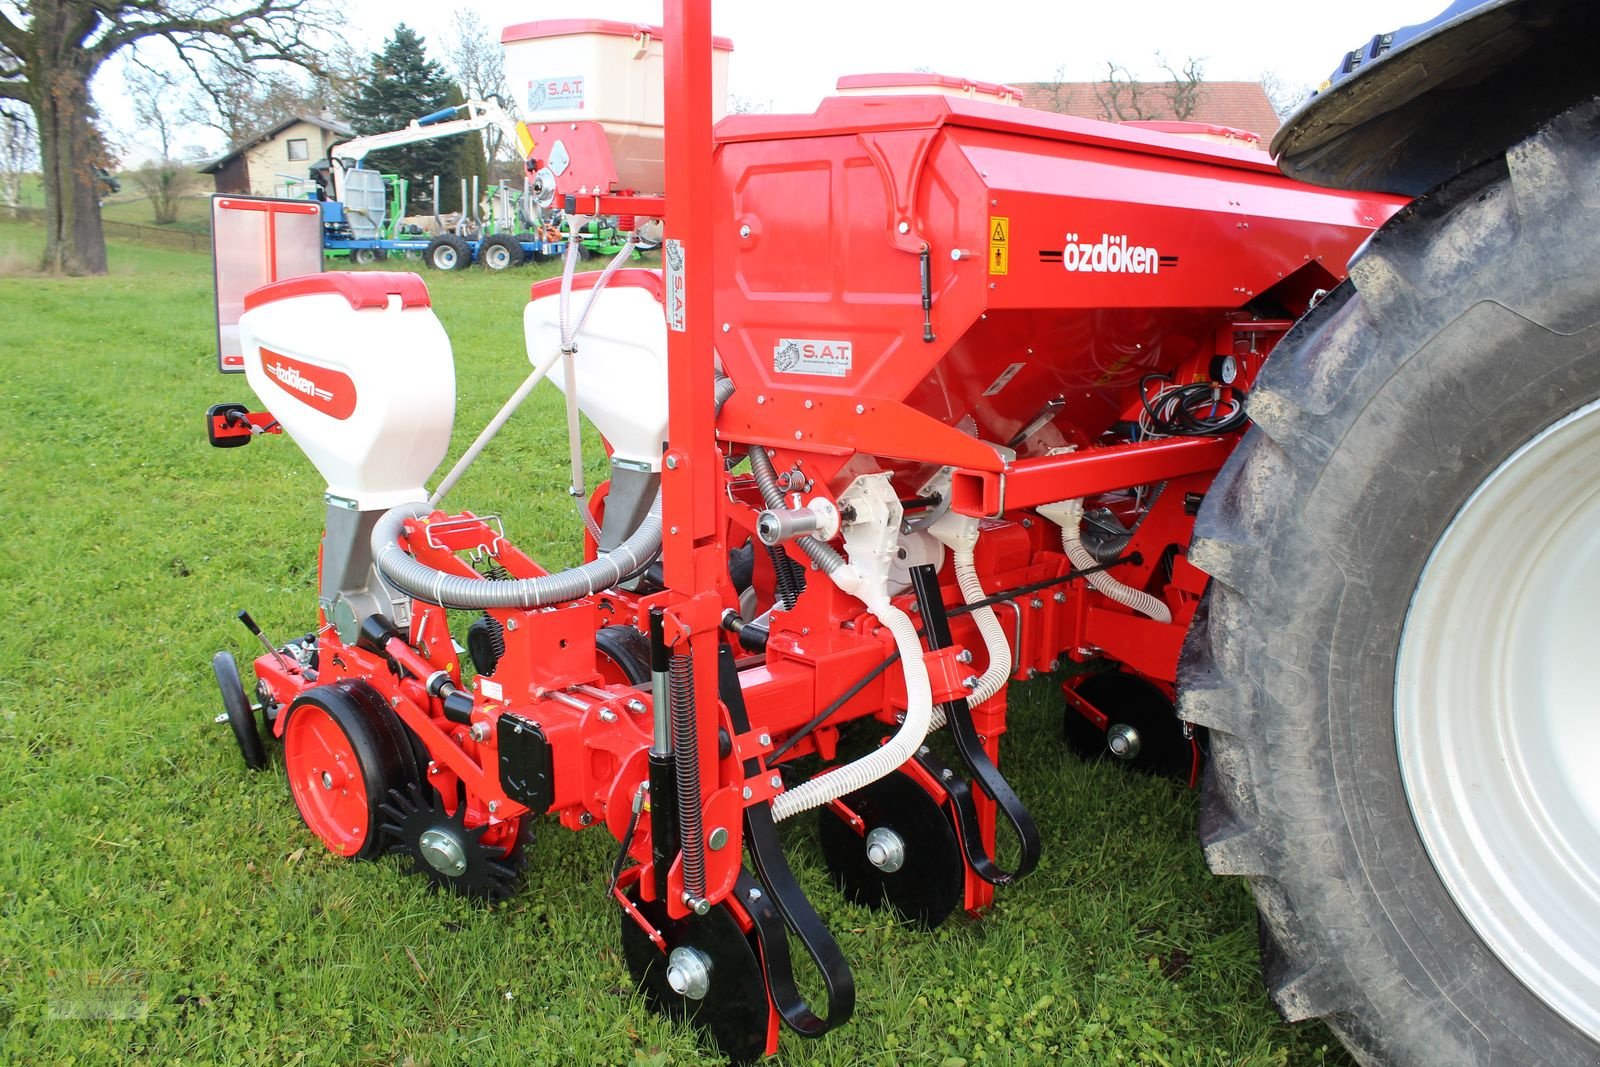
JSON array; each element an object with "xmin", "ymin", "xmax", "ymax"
[{"xmin": 345, "ymin": 25, "xmax": 458, "ymax": 212}]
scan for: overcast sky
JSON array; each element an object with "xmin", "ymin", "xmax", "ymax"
[{"xmin": 102, "ymin": 0, "xmax": 1448, "ymax": 161}]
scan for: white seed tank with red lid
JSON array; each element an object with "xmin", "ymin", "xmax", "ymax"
[{"xmin": 237, "ymin": 272, "xmax": 456, "ymax": 510}]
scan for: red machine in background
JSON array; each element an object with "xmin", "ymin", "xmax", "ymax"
[{"xmin": 207, "ymin": 4, "xmax": 1403, "ymax": 1060}]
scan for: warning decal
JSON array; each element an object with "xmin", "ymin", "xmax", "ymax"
[{"xmin": 989, "ymin": 216, "xmax": 1009, "ymax": 275}]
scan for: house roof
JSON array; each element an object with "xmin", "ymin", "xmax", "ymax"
[
  {"xmin": 1012, "ymin": 80, "xmax": 1281, "ymax": 139},
  {"xmin": 198, "ymin": 113, "xmax": 356, "ymax": 173}
]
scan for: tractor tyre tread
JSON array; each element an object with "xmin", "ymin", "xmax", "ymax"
[{"xmin": 1181, "ymin": 96, "xmax": 1600, "ymax": 1067}]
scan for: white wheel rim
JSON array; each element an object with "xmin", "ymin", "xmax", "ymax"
[
  {"xmin": 486, "ymin": 246, "xmax": 508, "ymax": 269},
  {"xmin": 1397, "ymin": 396, "xmax": 1600, "ymax": 1040},
  {"xmin": 436, "ymin": 248, "xmax": 456, "ymax": 269}
]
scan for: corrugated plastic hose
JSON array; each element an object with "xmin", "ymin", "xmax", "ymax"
[
  {"xmin": 1043, "ymin": 498, "xmax": 1171, "ymax": 623},
  {"xmin": 770, "ymin": 601, "xmax": 932, "ymax": 821},
  {"xmin": 379, "ymin": 375, "xmax": 735, "ymax": 611},
  {"xmin": 930, "ymin": 548, "xmax": 1012, "ymax": 729}
]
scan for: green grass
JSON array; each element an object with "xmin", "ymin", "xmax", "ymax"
[{"xmin": 0, "ymin": 218, "xmax": 1351, "ymax": 1066}]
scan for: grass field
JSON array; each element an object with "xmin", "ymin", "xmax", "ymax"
[{"xmin": 0, "ymin": 219, "xmax": 1351, "ymax": 1066}]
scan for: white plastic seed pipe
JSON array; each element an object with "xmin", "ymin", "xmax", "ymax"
[
  {"xmin": 1042, "ymin": 498, "xmax": 1171, "ymax": 624},
  {"xmin": 930, "ymin": 548, "xmax": 1012, "ymax": 729},
  {"xmin": 769, "ymin": 599, "xmax": 933, "ymax": 822}
]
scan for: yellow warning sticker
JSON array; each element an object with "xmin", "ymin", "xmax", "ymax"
[{"xmin": 989, "ymin": 215, "xmax": 1009, "ymax": 275}]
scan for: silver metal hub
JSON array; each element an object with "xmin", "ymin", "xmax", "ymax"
[
  {"xmin": 320, "ymin": 771, "xmax": 334, "ymax": 790},
  {"xmin": 865, "ymin": 827, "xmax": 906, "ymax": 873},
  {"xmin": 418, "ymin": 828, "xmax": 469, "ymax": 877},
  {"xmin": 665, "ymin": 946, "xmax": 712, "ymax": 1000},
  {"xmin": 1106, "ymin": 723, "xmax": 1141, "ymax": 760},
  {"xmin": 1396, "ymin": 396, "xmax": 1600, "ymax": 1042}
]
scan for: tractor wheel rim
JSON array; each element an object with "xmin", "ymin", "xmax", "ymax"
[
  {"xmin": 1396, "ymin": 395, "xmax": 1600, "ymax": 1041},
  {"xmin": 485, "ymin": 246, "xmax": 508, "ymax": 269},
  {"xmin": 284, "ymin": 705, "xmax": 370, "ymax": 856},
  {"xmin": 437, "ymin": 248, "xmax": 456, "ymax": 268}
]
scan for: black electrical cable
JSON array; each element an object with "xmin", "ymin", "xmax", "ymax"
[
  {"xmin": 763, "ymin": 553, "xmax": 1138, "ymax": 764},
  {"xmin": 1139, "ymin": 373, "xmax": 1249, "ymax": 436}
]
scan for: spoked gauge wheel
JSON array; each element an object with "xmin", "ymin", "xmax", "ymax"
[
  {"xmin": 620, "ymin": 889, "xmax": 770, "ymax": 1065},
  {"xmin": 379, "ymin": 782, "xmax": 524, "ymax": 901},
  {"xmin": 1063, "ymin": 670, "xmax": 1198, "ymax": 780},
  {"xmin": 212, "ymin": 650, "xmax": 267, "ymax": 770},
  {"xmin": 816, "ymin": 769, "xmax": 963, "ymax": 929},
  {"xmin": 282, "ymin": 683, "xmax": 417, "ymax": 859},
  {"xmin": 1182, "ymin": 100, "xmax": 1600, "ymax": 1066}
]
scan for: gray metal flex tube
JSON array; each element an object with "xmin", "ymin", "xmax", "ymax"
[
  {"xmin": 372, "ymin": 375, "xmax": 737, "ymax": 611},
  {"xmin": 745, "ymin": 442, "xmax": 847, "ymax": 575}
]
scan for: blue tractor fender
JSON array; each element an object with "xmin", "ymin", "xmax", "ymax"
[{"xmin": 1273, "ymin": 0, "xmax": 1600, "ymax": 194}]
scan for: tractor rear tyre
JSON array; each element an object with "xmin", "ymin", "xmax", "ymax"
[
  {"xmin": 1181, "ymin": 99, "xmax": 1600, "ymax": 1066},
  {"xmin": 282, "ymin": 682, "xmax": 419, "ymax": 860},
  {"xmin": 424, "ymin": 235, "xmax": 471, "ymax": 272},
  {"xmin": 477, "ymin": 234, "xmax": 524, "ymax": 271}
]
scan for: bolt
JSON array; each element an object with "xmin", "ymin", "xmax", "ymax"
[
  {"xmin": 742, "ymin": 786, "xmax": 753, "ymax": 800},
  {"xmin": 940, "ymin": 768, "xmax": 954, "ymax": 781},
  {"xmin": 897, "ymin": 221, "xmax": 910, "ymax": 234},
  {"xmin": 739, "ymin": 224, "xmax": 751, "ymax": 238},
  {"xmin": 506, "ymin": 618, "xmax": 518, "ymax": 631},
  {"xmin": 794, "ymin": 430, "xmax": 803, "ymax": 440},
  {"xmin": 391, "ymin": 695, "xmax": 402, "ymax": 707},
  {"xmin": 758, "ymin": 733, "xmax": 771, "ymax": 746},
  {"xmin": 769, "ymin": 774, "xmax": 782, "ymax": 789},
  {"xmin": 469, "ymin": 721, "xmax": 491, "ymax": 742},
  {"xmin": 955, "ymin": 649, "xmax": 973, "ymax": 664},
  {"xmin": 579, "ymin": 812, "xmax": 594, "ymax": 826},
  {"xmin": 1047, "ymin": 659, "xmax": 1059, "ymax": 671},
  {"xmin": 321, "ymin": 771, "xmax": 334, "ymax": 790},
  {"xmin": 756, "ymin": 394, "xmax": 766, "ymax": 405},
  {"xmin": 665, "ymin": 455, "xmax": 679, "ymax": 469},
  {"xmin": 1106, "ymin": 722, "xmax": 1142, "ymax": 760},
  {"xmin": 670, "ymin": 525, "xmax": 680, "ymax": 535},
  {"xmin": 708, "ymin": 827, "xmax": 729, "ymax": 850},
  {"xmin": 962, "ymin": 676, "xmax": 979, "ymax": 690},
  {"xmin": 488, "ymin": 800, "xmax": 499, "ymax": 814},
  {"xmin": 748, "ymin": 887, "xmax": 763, "ymax": 901},
  {"xmin": 666, "ymin": 947, "xmax": 713, "ymax": 1000},
  {"xmin": 626, "ymin": 699, "xmax": 646, "ymax": 714},
  {"xmin": 1053, "ymin": 591, "xmax": 1066, "ymax": 603},
  {"xmin": 855, "ymin": 404, "xmax": 865, "ymax": 414},
  {"xmin": 1021, "ymin": 517, "xmax": 1033, "ymax": 528},
  {"xmin": 721, "ymin": 322, "xmax": 731, "ymax": 333},
  {"xmin": 865, "ymin": 827, "xmax": 907, "ymax": 873},
  {"xmin": 1030, "ymin": 598, "xmax": 1044, "ymax": 610},
  {"xmin": 599, "ymin": 707, "xmax": 617, "ymax": 723},
  {"xmin": 917, "ymin": 746, "xmax": 930, "ymax": 757}
]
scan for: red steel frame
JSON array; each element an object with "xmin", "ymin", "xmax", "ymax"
[{"xmin": 225, "ymin": 0, "xmax": 1413, "ymax": 1058}]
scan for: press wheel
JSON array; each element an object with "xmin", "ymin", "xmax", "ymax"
[{"xmin": 816, "ymin": 769, "xmax": 963, "ymax": 929}]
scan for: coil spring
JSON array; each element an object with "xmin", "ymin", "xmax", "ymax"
[
  {"xmin": 767, "ymin": 543, "xmax": 807, "ymax": 610},
  {"xmin": 669, "ymin": 650, "xmax": 706, "ymax": 898}
]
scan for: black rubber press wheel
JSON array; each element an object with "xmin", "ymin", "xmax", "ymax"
[{"xmin": 213, "ymin": 650, "xmax": 267, "ymax": 770}]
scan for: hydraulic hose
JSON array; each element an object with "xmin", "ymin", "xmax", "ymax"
[
  {"xmin": 377, "ymin": 374, "xmax": 736, "ymax": 611},
  {"xmin": 1043, "ymin": 498, "xmax": 1171, "ymax": 624},
  {"xmin": 770, "ymin": 601, "xmax": 932, "ymax": 821}
]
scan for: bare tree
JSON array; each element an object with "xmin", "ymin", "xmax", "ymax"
[
  {"xmin": 1156, "ymin": 54, "xmax": 1205, "ymax": 121},
  {"xmin": 198, "ymin": 62, "xmax": 321, "ymax": 145},
  {"xmin": 444, "ymin": 10, "xmax": 513, "ymax": 166},
  {"xmin": 1093, "ymin": 63, "xmax": 1146, "ymax": 122},
  {"xmin": 0, "ymin": 103, "xmax": 34, "ymax": 208},
  {"xmin": 126, "ymin": 67, "xmax": 198, "ymax": 223},
  {"xmin": 1260, "ymin": 70, "xmax": 1313, "ymax": 120},
  {"xmin": 0, "ymin": 0, "xmax": 327, "ymax": 275}
]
